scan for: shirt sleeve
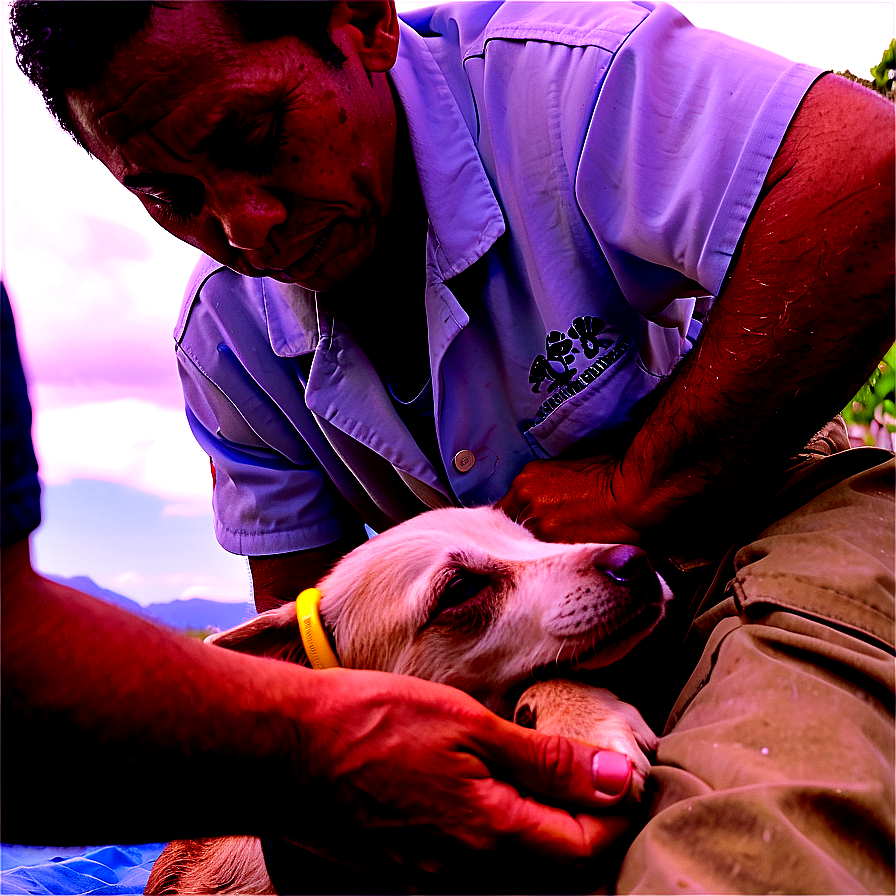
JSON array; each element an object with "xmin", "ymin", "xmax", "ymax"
[
  {"xmin": 575, "ymin": 1, "xmax": 824, "ymax": 320},
  {"xmin": 178, "ymin": 351, "xmax": 361, "ymax": 556},
  {"xmin": 175, "ymin": 268, "xmax": 363, "ymax": 557}
]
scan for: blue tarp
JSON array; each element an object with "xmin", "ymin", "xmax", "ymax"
[{"xmin": 0, "ymin": 843, "xmax": 166, "ymax": 895}]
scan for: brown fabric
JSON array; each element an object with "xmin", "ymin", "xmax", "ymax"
[
  {"xmin": 615, "ymin": 451, "xmax": 895, "ymax": 894},
  {"xmin": 800, "ymin": 413, "xmax": 852, "ymax": 458}
]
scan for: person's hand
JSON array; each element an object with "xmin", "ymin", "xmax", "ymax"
[
  {"xmin": 290, "ymin": 668, "xmax": 634, "ymax": 885},
  {"xmin": 497, "ymin": 455, "xmax": 646, "ymax": 545}
]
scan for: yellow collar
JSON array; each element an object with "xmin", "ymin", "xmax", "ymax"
[{"xmin": 295, "ymin": 588, "xmax": 340, "ymax": 670}]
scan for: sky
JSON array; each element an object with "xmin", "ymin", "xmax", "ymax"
[{"xmin": 1, "ymin": 1, "xmax": 894, "ymax": 606}]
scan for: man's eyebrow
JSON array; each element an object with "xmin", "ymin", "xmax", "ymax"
[{"xmin": 100, "ymin": 73, "xmax": 184, "ymax": 144}]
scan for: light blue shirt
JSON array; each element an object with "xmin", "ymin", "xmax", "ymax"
[{"xmin": 175, "ymin": 1, "xmax": 822, "ymax": 556}]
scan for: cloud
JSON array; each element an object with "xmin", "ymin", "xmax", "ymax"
[
  {"xmin": 6, "ymin": 205, "xmax": 198, "ymax": 413},
  {"xmin": 160, "ymin": 572, "xmax": 251, "ymax": 603},
  {"xmin": 32, "ymin": 395, "xmax": 213, "ymax": 508},
  {"xmin": 178, "ymin": 583, "xmax": 252, "ymax": 602},
  {"xmin": 112, "ymin": 570, "xmax": 147, "ymax": 589},
  {"xmin": 3, "ymin": 36, "xmax": 209, "ymax": 511}
]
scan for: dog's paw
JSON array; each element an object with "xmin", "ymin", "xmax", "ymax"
[{"xmin": 514, "ymin": 679, "xmax": 656, "ymax": 801}]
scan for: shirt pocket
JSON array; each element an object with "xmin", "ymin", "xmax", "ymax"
[{"xmin": 523, "ymin": 334, "xmax": 662, "ymax": 458}]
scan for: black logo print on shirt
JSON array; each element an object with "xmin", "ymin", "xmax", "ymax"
[{"xmin": 528, "ymin": 316, "xmax": 631, "ymax": 424}]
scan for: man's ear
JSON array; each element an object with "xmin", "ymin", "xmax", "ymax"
[
  {"xmin": 205, "ymin": 603, "xmax": 310, "ymax": 666},
  {"xmin": 333, "ymin": 1, "xmax": 400, "ymax": 73}
]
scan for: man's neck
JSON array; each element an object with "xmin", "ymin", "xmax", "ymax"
[{"xmin": 328, "ymin": 96, "xmax": 431, "ymax": 395}]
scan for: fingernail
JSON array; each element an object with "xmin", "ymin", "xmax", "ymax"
[{"xmin": 593, "ymin": 751, "xmax": 631, "ymax": 796}]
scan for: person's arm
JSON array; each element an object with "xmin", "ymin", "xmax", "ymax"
[
  {"xmin": 1, "ymin": 536, "xmax": 632, "ymax": 865},
  {"xmin": 249, "ymin": 535, "xmax": 362, "ymax": 612},
  {"xmin": 499, "ymin": 74, "xmax": 894, "ymax": 545}
]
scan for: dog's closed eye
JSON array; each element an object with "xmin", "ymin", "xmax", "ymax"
[{"xmin": 422, "ymin": 564, "xmax": 510, "ymax": 638}]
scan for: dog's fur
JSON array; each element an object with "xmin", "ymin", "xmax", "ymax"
[{"xmin": 146, "ymin": 506, "xmax": 670, "ymax": 895}]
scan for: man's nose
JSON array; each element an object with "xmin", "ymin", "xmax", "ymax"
[{"xmin": 210, "ymin": 174, "xmax": 287, "ymax": 251}]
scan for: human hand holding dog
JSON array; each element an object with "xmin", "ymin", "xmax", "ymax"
[
  {"xmin": 292, "ymin": 668, "xmax": 633, "ymax": 873},
  {"xmin": 498, "ymin": 454, "xmax": 648, "ymax": 545}
]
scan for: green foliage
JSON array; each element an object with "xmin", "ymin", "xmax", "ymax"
[
  {"xmin": 182, "ymin": 627, "xmax": 216, "ymax": 641},
  {"xmin": 842, "ymin": 345, "xmax": 896, "ymax": 443},
  {"xmin": 837, "ymin": 38, "xmax": 895, "ymax": 99},
  {"xmin": 870, "ymin": 38, "xmax": 896, "ymax": 94},
  {"xmin": 837, "ymin": 41, "xmax": 894, "ymax": 447}
]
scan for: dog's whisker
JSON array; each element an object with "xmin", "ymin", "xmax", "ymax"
[{"xmin": 554, "ymin": 641, "xmax": 566, "ymax": 670}]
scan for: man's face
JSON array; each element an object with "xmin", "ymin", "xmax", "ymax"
[{"xmin": 67, "ymin": 2, "xmax": 399, "ymax": 292}]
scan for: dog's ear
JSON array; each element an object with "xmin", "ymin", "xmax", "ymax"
[{"xmin": 205, "ymin": 603, "xmax": 311, "ymax": 666}]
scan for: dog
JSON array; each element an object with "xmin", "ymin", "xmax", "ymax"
[{"xmin": 145, "ymin": 506, "xmax": 670, "ymax": 895}]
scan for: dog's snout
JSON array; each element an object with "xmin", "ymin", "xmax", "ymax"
[{"xmin": 594, "ymin": 544, "xmax": 653, "ymax": 583}]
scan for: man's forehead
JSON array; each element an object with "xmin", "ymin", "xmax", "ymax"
[
  {"xmin": 81, "ymin": 1, "xmax": 239, "ymax": 142},
  {"xmin": 69, "ymin": 11, "xmax": 245, "ymax": 170},
  {"xmin": 98, "ymin": 71, "xmax": 198, "ymax": 145}
]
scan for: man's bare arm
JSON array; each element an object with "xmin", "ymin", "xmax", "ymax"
[
  {"xmin": 249, "ymin": 534, "xmax": 363, "ymax": 612},
  {"xmin": 500, "ymin": 74, "xmax": 895, "ymax": 544},
  {"xmin": 2, "ymin": 536, "xmax": 633, "ymax": 858}
]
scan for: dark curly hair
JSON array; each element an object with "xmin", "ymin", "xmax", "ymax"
[{"xmin": 9, "ymin": 1, "xmax": 341, "ymax": 149}]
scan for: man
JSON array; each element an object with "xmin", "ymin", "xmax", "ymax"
[{"xmin": 10, "ymin": 1, "xmax": 894, "ymax": 891}]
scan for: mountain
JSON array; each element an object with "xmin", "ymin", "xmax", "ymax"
[
  {"xmin": 142, "ymin": 597, "xmax": 254, "ymax": 631},
  {"xmin": 46, "ymin": 574, "xmax": 254, "ymax": 632},
  {"xmin": 47, "ymin": 574, "xmax": 146, "ymax": 616}
]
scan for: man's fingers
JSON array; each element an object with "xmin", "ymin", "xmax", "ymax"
[
  {"xmin": 497, "ymin": 456, "xmax": 646, "ymax": 544},
  {"xmin": 490, "ymin": 720, "xmax": 633, "ymax": 808},
  {"xmin": 465, "ymin": 774, "xmax": 631, "ymax": 863}
]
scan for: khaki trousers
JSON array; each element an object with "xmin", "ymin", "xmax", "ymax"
[{"xmin": 616, "ymin": 449, "xmax": 895, "ymax": 894}]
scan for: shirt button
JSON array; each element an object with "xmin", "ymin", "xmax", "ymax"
[{"xmin": 453, "ymin": 449, "xmax": 476, "ymax": 473}]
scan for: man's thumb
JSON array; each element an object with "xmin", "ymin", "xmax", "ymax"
[{"xmin": 493, "ymin": 720, "xmax": 632, "ymax": 809}]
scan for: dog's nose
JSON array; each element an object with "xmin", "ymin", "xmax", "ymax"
[{"xmin": 594, "ymin": 544, "xmax": 653, "ymax": 583}]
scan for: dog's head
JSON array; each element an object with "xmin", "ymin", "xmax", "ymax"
[{"xmin": 207, "ymin": 507, "xmax": 671, "ymax": 717}]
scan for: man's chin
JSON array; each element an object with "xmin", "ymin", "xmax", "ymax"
[
  {"xmin": 281, "ymin": 260, "xmax": 357, "ymax": 293},
  {"xmin": 283, "ymin": 223, "xmax": 378, "ymax": 292},
  {"xmin": 224, "ymin": 253, "xmax": 361, "ymax": 292}
]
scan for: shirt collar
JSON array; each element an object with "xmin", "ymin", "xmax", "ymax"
[{"xmin": 262, "ymin": 279, "xmax": 320, "ymax": 358}]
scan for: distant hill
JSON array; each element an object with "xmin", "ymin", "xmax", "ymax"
[
  {"xmin": 46, "ymin": 574, "xmax": 254, "ymax": 632},
  {"xmin": 143, "ymin": 597, "xmax": 254, "ymax": 631}
]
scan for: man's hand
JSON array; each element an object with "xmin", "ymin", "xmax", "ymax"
[
  {"xmin": 286, "ymin": 668, "xmax": 634, "ymax": 885},
  {"xmin": 497, "ymin": 455, "xmax": 645, "ymax": 545}
]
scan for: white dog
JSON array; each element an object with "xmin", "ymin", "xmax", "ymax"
[{"xmin": 146, "ymin": 506, "xmax": 670, "ymax": 895}]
